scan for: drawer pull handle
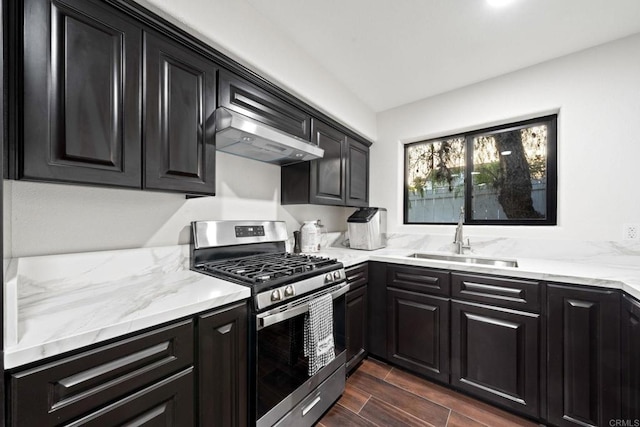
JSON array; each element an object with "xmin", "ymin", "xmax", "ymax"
[
  {"xmin": 58, "ymin": 342, "xmax": 170, "ymax": 389},
  {"xmin": 217, "ymin": 324, "xmax": 233, "ymax": 334},
  {"xmin": 302, "ymin": 396, "xmax": 321, "ymax": 416},
  {"xmin": 462, "ymin": 281, "xmax": 526, "ymax": 302}
]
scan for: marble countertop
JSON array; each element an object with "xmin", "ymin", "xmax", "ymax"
[
  {"xmin": 4, "ymin": 233, "xmax": 640, "ymax": 370},
  {"xmin": 3, "ymin": 245, "xmax": 250, "ymax": 369},
  {"xmin": 316, "ymin": 235, "xmax": 640, "ymax": 301}
]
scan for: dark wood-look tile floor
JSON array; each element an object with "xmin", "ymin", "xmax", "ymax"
[{"xmin": 317, "ymin": 359, "xmax": 542, "ymax": 427}]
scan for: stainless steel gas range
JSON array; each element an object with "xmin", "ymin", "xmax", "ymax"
[{"xmin": 190, "ymin": 220, "xmax": 348, "ymax": 427}]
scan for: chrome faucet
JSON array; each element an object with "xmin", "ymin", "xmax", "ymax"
[{"xmin": 453, "ymin": 207, "xmax": 471, "ymax": 254}]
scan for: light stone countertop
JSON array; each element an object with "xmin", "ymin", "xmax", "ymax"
[
  {"xmin": 3, "ymin": 245, "xmax": 250, "ymax": 369},
  {"xmin": 316, "ymin": 234, "xmax": 640, "ymax": 301},
  {"xmin": 4, "ymin": 234, "xmax": 640, "ymax": 370}
]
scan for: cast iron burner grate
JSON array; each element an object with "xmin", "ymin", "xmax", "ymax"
[{"xmin": 198, "ymin": 252, "xmax": 337, "ymax": 285}]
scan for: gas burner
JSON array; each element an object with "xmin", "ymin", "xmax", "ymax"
[{"xmin": 198, "ymin": 252, "xmax": 338, "ymax": 286}]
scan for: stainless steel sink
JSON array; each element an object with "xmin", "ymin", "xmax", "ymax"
[{"xmin": 408, "ymin": 253, "xmax": 519, "ymax": 268}]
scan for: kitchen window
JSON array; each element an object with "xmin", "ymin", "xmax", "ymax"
[{"xmin": 404, "ymin": 115, "xmax": 557, "ymax": 225}]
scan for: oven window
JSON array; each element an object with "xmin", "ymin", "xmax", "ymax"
[{"xmin": 256, "ymin": 302, "xmax": 345, "ymax": 420}]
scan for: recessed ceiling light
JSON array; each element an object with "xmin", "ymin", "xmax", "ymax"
[{"xmin": 487, "ymin": 0, "xmax": 516, "ymax": 8}]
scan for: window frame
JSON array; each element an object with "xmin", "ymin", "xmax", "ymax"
[{"xmin": 404, "ymin": 114, "xmax": 557, "ymax": 226}]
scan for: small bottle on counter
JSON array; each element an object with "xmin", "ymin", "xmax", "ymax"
[
  {"xmin": 300, "ymin": 221, "xmax": 319, "ymax": 253},
  {"xmin": 293, "ymin": 230, "xmax": 301, "ymax": 254}
]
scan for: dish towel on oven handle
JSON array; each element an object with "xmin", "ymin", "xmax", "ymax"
[{"xmin": 304, "ymin": 293, "xmax": 335, "ymax": 376}]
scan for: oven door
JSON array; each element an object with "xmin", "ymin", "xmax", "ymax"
[{"xmin": 254, "ymin": 282, "xmax": 348, "ymax": 427}]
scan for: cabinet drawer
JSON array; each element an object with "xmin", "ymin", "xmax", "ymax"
[
  {"xmin": 387, "ymin": 265, "xmax": 450, "ymax": 296},
  {"xmin": 64, "ymin": 368, "xmax": 194, "ymax": 426},
  {"xmin": 10, "ymin": 320, "xmax": 193, "ymax": 426},
  {"xmin": 218, "ymin": 70, "xmax": 311, "ymax": 140},
  {"xmin": 345, "ymin": 263, "xmax": 368, "ymax": 290},
  {"xmin": 452, "ymin": 273, "xmax": 540, "ymax": 312}
]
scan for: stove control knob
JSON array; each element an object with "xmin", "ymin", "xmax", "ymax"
[
  {"xmin": 333, "ymin": 271, "xmax": 341, "ymax": 280},
  {"xmin": 284, "ymin": 285, "xmax": 295, "ymax": 297},
  {"xmin": 271, "ymin": 289, "xmax": 282, "ymax": 302},
  {"xmin": 325, "ymin": 273, "xmax": 333, "ymax": 283}
]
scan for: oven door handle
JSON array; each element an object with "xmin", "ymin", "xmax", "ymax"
[{"xmin": 257, "ymin": 283, "xmax": 350, "ymax": 329}]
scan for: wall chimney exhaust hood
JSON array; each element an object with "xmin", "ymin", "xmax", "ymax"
[{"xmin": 214, "ymin": 107, "xmax": 324, "ymax": 166}]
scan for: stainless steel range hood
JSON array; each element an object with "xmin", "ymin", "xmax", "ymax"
[{"xmin": 214, "ymin": 107, "xmax": 324, "ymax": 166}]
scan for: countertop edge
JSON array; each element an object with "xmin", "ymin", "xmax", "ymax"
[{"xmin": 5, "ymin": 287, "xmax": 250, "ymax": 370}]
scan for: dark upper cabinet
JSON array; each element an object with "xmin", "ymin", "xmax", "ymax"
[
  {"xmin": 20, "ymin": 0, "xmax": 142, "ymax": 187},
  {"xmin": 144, "ymin": 31, "xmax": 217, "ymax": 195},
  {"xmin": 547, "ymin": 284, "xmax": 621, "ymax": 427},
  {"xmin": 218, "ymin": 70, "xmax": 311, "ymax": 140},
  {"xmin": 281, "ymin": 119, "xmax": 370, "ymax": 207},
  {"xmin": 198, "ymin": 302, "xmax": 248, "ymax": 427},
  {"xmin": 387, "ymin": 288, "xmax": 450, "ymax": 382},
  {"xmin": 622, "ymin": 294, "xmax": 640, "ymax": 420},
  {"xmin": 346, "ymin": 137, "xmax": 369, "ymax": 207},
  {"xmin": 309, "ymin": 119, "xmax": 347, "ymax": 205},
  {"xmin": 345, "ymin": 263, "xmax": 369, "ymax": 373},
  {"xmin": 451, "ymin": 300, "xmax": 540, "ymax": 418}
]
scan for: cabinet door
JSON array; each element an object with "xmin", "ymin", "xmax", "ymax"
[
  {"xmin": 309, "ymin": 120, "xmax": 347, "ymax": 205},
  {"xmin": 547, "ymin": 284, "xmax": 620, "ymax": 427},
  {"xmin": 387, "ymin": 288, "xmax": 449, "ymax": 382},
  {"xmin": 218, "ymin": 70, "xmax": 310, "ymax": 140},
  {"xmin": 367, "ymin": 262, "xmax": 388, "ymax": 358},
  {"xmin": 198, "ymin": 302, "xmax": 248, "ymax": 427},
  {"xmin": 451, "ymin": 300, "xmax": 539, "ymax": 418},
  {"xmin": 144, "ymin": 31, "xmax": 217, "ymax": 195},
  {"xmin": 346, "ymin": 285, "xmax": 368, "ymax": 373},
  {"xmin": 346, "ymin": 137, "xmax": 369, "ymax": 207},
  {"xmin": 622, "ymin": 294, "xmax": 640, "ymax": 419},
  {"xmin": 21, "ymin": 0, "xmax": 141, "ymax": 187},
  {"xmin": 63, "ymin": 368, "xmax": 194, "ymax": 426}
]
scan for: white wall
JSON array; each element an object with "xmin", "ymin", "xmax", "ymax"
[
  {"xmin": 372, "ymin": 34, "xmax": 640, "ymax": 241},
  {"xmin": 3, "ymin": 152, "xmax": 354, "ymax": 258},
  {"xmin": 132, "ymin": 0, "xmax": 377, "ymax": 141}
]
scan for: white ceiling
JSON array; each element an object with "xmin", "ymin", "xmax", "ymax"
[{"xmin": 246, "ymin": 0, "xmax": 640, "ymax": 113}]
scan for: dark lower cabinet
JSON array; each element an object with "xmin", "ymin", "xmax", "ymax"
[
  {"xmin": 346, "ymin": 285, "xmax": 368, "ymax": 373},
  {"xmin": 144, "ymin": 31, "xmax": 217, "ymax": 195},
  {"xmin": 367, "ymin": 262, "xmax": 388, "ymax": 359},
  {"xmin": 622, "ymin": 294, "xmax": 640, "ymax": 419},
  {"xmin": 197, "ymin": 302, "xmax": 248, "ymax": 427},
  {"xmin": 387, "ymin": 288, "xmax": 450, "ymax": 382},
  {"xmin": 64, "ymin": 368, "xmax": 194, "ymax": 426},
  {"xmin": 20, "ymin": 0, "xmax": 142, "ymax": 187},
  {"xmin": 345, "ymin": 263, "xmax": 369, "ymax": 373},
  {"xmin": 451, "ymin": 300, "xmax": 540, "ymax": 418},
  {"xmin": 547, "ymin": 284, "xmax": 621, "ymax": 427},
  {"xmin": 8, "ymin": 302, "xmax": 249, "ymax": 427},
  {"xmin": 9, "ymin": 320, "xmax": 194, "ymax": 426}
]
